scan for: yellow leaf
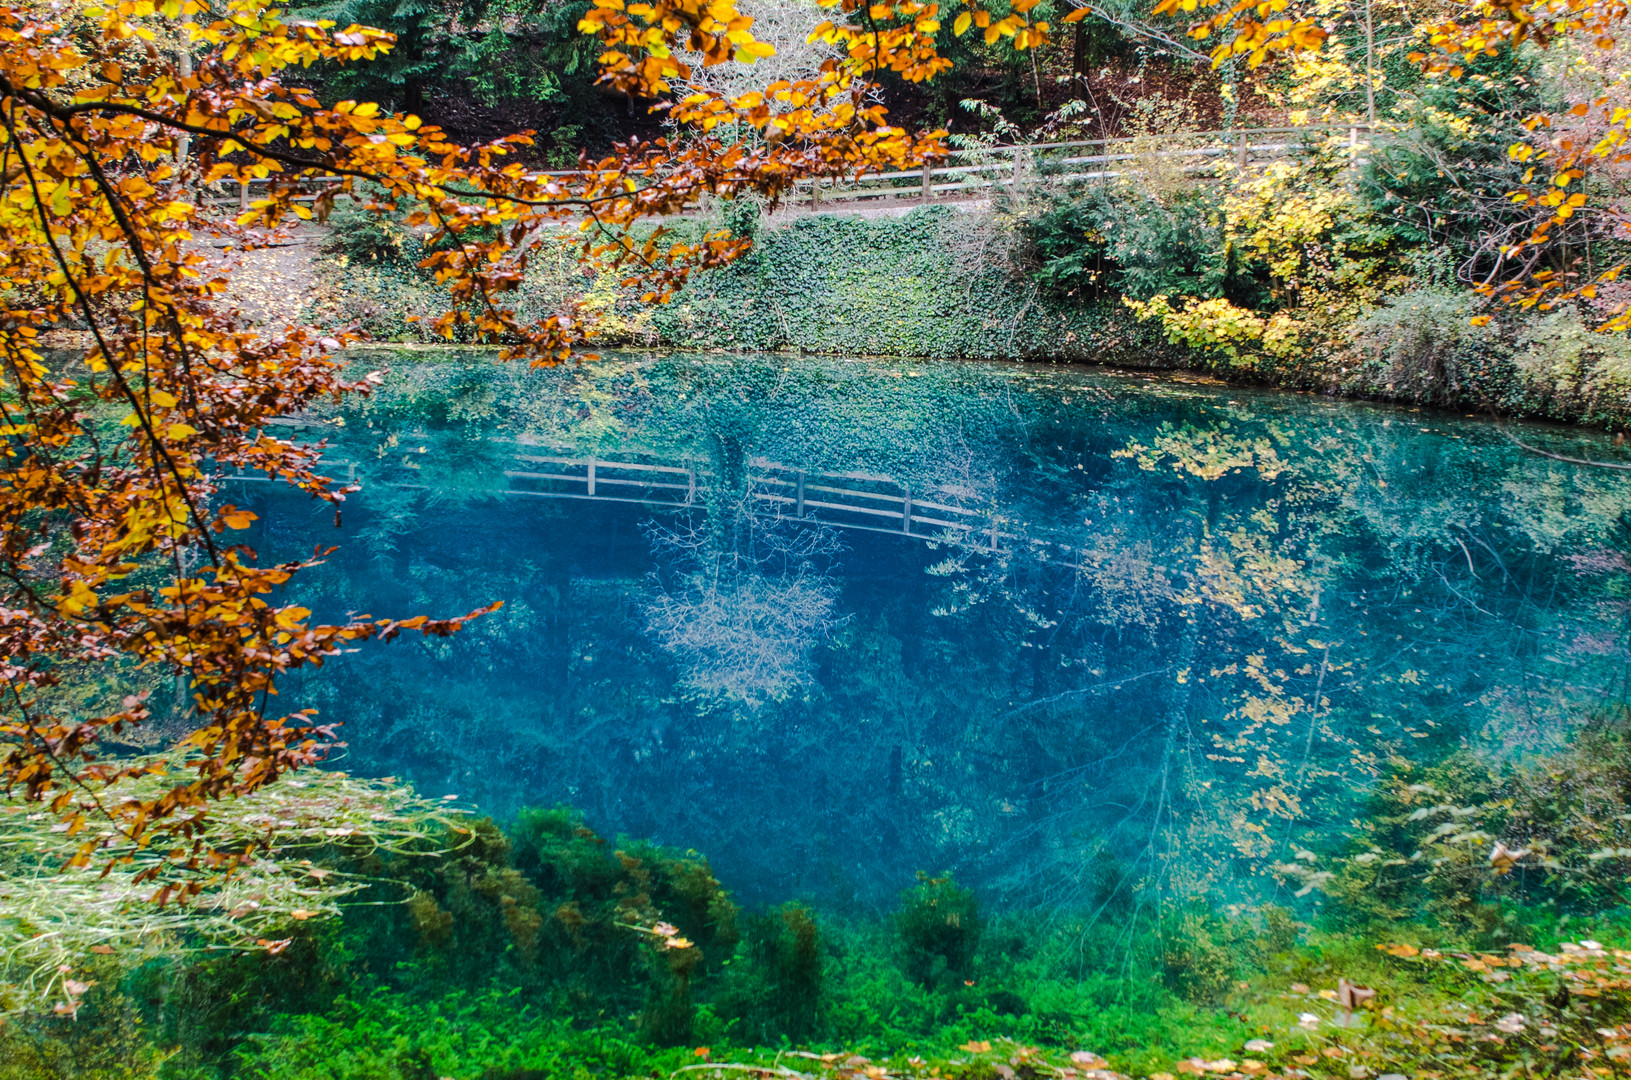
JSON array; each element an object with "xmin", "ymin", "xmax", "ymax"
[
  {"xmin": 954, "ymin": 10, "xmax": 971, "ymax": 33},
  {"xmin": 166, "ymin": 423, "xmax": 199, "ymax": 440}
]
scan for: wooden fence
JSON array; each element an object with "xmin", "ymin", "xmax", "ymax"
[
  {"xmin": 207, "ymin": 124, "xmax": 1373, "ymax": 215},
  {"xmin": 797, "ymin": 124, "xmax": 1372, "ymax": 207}
]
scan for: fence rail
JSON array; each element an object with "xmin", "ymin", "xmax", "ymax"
[
  {"xmin": 796, "ymin": 124, "xmax": 1373, "ymax": 207},
  {"xmin": 201, "ymin": 124, "xmax": 1374, "ymax": 215},
  {"xmin": 224, "ymin": 447, "xmax": 1055, "ymax": 555}
]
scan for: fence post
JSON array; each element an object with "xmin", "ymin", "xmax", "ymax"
[
  {"xmin": 901, "ymin": 488, "xmax": 912, "ymax": 534},
  {"xmin": 238, "ymin": 179, "xmax": 248, "ymax": 212},
  {"xmin": 1013, "ymin": 148, "xmax": 1023, "ymax": 185},
  {"xmin": 1349, "ymin": 125, "xmax": 1358, "ymax": 149},
  {"xmin": 1237, "ymin": 133, "xmax": 1248, "ymax": 169},
  {"xmin": 795, "ymin": 470, "xmax": 806, "ymax": 517},
  {"xmin": 922, "ymin": 161, "xmax": 932, "ymax": 203},
  {"xmin": 811, "ymin": 180, "xmax": 820, "ymax": 211},
  {"xmin": 586, "ymin": 457, "xmax": 596, "ymax": 497}
]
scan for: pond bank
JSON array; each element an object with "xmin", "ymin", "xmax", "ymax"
[{"xmin": 267, "ymin": 205, "xmax": 1631, "ymax": 431}]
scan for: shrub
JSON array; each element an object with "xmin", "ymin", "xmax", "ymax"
[
  {"xmin": 1020, "ymin": 184, "xmax": 1251, "ymax": 306},
  {"xmin": 1513, "ymin": 308, "xmax": 1631, "ymax": 424},
  {"xmin": 1350, "ymin": 287, "xmax": 1489, "ymax": 403},
  {"xmin": 1160, "ymin": 910, "xmax": 1243, "ymax": 1005},
  {"xmin": 1318, "ymin": 708, "xmax": 1631, "ymax": 942}
]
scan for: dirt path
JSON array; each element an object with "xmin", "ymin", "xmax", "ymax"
[{"xmin": 215, "ymin": 223, "xmax": 327, "ymax": 331}]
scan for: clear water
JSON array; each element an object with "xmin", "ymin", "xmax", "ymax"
[{"xmin": 240, "ymin": 352, "xmax": 1631, "ymax": 914}]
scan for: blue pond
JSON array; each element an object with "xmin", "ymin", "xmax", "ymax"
[{"xmin": 239, "ymin": 352, "xmax": 1631, "ymax": 913}]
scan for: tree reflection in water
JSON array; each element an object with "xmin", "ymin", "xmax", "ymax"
[{"xmin": 642, "ymin": 506, "xmax": 846, "ymax": 709}]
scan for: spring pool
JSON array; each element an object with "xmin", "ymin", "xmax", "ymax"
[{"xmin": 241, "ymin": 351, "xmax": 1631, "ymax": 913}]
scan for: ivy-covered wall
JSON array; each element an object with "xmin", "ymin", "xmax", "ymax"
[
  {"xmin": 311, "ymin": 203, "xmax": 1178, "ymax": 366},
  {"xmin": 646, "ymin": 208, "xmax": 1174, "ymax": 362}
]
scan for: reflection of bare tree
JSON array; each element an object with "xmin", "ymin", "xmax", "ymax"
[{"xmin": 642, "ymin": 507, "xmax": 847, "ymax": 709}]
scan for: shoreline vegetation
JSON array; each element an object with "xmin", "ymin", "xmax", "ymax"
[{"xmin": 287, "ymin": 196, "xmax": 1631, "ymax": 434}]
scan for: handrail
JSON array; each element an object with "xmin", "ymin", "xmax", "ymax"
[
  {"xmin": 209, "ymin": 124, "xmax": 1375, "ymax": 194},
  {"xmin": 198, "ymin": 122, "xmax": 1376, "ymax": 218},
  {"xmin": 795, "ymin": 124, "xmax": 1372, "ymax": 207}
]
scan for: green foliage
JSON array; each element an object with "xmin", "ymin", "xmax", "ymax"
[
  {"xmin": 1160, "ymin": 906, "xmax": 1306, "ymax": 1005},
  {"xmin": 1512, "ymin": 308, "xmax": 1631, "ymax": 425},
  {"xmin": 1022, "ymin": 185, "xmax": 1260, "ymax": 307},
  {"xmin": 285, "ymin": 0, "xmax": 597, "ymax": 114},
  {"xmin": 309, "ymin": 205, "xmax": 1173, "ymax": 361},
  {"xmin": 1357, "ymin": 48, "xmax": 1547, "ymax": 260},
  {"xmin": 1160, "ymin": 910, "xmax": 1243, "ymax": 1005},
  {"xmin": 15, "ymin": 763, "xmax": 1631, "ymax": 1080},
  {"xmin": 1020, "ymin": 197, "xmax": 1113, "ymax": 301},
  {"xmin": 287, "ymin": 0, "xmax": 443, "ymax": 110},
  {"xmin": 304, "ymin": 189, "xmax": 1631, "ymax": 427},
  {"xmin": 1349, "ymin": 287, "xmax": 1490, "ymax": 403}
]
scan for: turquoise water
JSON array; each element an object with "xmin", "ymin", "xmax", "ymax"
[{"xmin": 241, "ymin": 352, "xmax": 1631, "ymax": 914}]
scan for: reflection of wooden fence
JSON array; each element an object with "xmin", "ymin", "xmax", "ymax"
[
  {"xmin": 228, "ymin": 441, "xmax": 1120, "ymax": 567},
  {"xmin": 227, "ymin": 447, "xmax": 1034, "ymax": 554},
  {"xmin": 747, "ymin": 458, "xmax": 999, "ymax": 548},
  {"xmin": 492, "ymin": 451, "xmax": 1005, "ymax": 547},
  {"xmin": 504, "ymin": 453, "xmax": 698, "ymax": 503}
]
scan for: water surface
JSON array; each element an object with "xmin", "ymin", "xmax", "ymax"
[{"xmin": 242, "ymin": 352, "xmax": 1631, "ymax": 913}]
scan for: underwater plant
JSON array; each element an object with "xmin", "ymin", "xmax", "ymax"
[{"xmin": 898, "ymin": 874, "xmax": 983, "ymax": 991}]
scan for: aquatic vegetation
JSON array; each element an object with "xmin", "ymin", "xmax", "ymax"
[
  {"xmin": 899, "ymin": 875, "xmax": 984, "ymax": 991},
  {"xmin": 1307, "ymin": 708, "xmax": 1631, "ymax": 940},
  {"xmin": 5, "ymin": 753, "xmax": 1631, "ymax": 1079},
  {"xmin": 642, "ymin": 510, "xmax": 847, "ymax": 709},
  {"xmin": 0, "ymin": 756, "xmax": 463, "ymax": 1017}
]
